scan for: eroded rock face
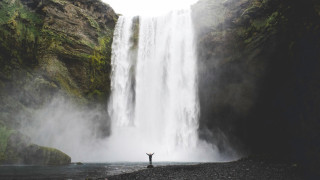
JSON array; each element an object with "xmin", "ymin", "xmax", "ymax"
[
  {"xmin": 193, "ymin": 0, "xmax": 320, "ymax": 176},
  {"xmin": 0, "ymin": 0, "xmax": 118, "ymax": 106},
  {"xmin": 0, "ymin": 0, "xmax": 118, "ymax": 165}
]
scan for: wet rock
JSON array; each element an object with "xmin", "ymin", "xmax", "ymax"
[
  {"xmin": 108, "ymin": 156, "xmax": 303, "ymax": 180},
  {"xmin": 0, "ymin": 125, "xmax": 71, "ymax": 165}
]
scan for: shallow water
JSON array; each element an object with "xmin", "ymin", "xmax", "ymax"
[{"xmin": 0, "ymin": 162, "xmax": 198, "ymax": 179}]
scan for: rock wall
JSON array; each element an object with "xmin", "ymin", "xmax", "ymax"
[
  {"xmin": 193, "ymin": 0, "xmax": 320, "ymax": 176},
  {"xmin": 0, "ymin": 0, "xmax": 118, "ymax": 164}
]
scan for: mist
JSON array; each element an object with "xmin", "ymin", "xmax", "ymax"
[
  {"xmin": 17, "ymin": 95, "xmax": 227, "ymax": 162},
  {"xmin": 105, "ymin": 9, "xmax": 234, "ymax": 162},
  {"xmin": 11, "ymin": 0, "xmax": 243, "ymax": 163},
  {"xmin": 191, "ymin": 0, "xmax": 252, "ymax": 157},
  {"xmin": 18, "ymin": 96, "xmax": 111, "ymax": 162}
]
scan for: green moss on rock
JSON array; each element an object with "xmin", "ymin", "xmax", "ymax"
[
  {"xmin": 0, "ymin": 0, "xmax": 118, "ymax": 103},
  {"xmin": 0, "ymin": 0, "xmax": 42, "ymax": 67},
  {"xmin": 0, "ymin": 125, "xmax": 71, "ymax": 165},
  {"xmin": 0, "ymin": 0, "xmax": 118, "ymax": 165},
  {"xmin": 0, "ymin": 124, "xmax": 14, "ymax": 162},
  {"xmin": 24, "ymin": 145, "xmax": 71, "ymax": 165},
  {"xmin": 87, "ymin": 30, "xmax": 115, "ymax": 101}
]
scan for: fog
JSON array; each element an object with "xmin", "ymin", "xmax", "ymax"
[
  {"xmin": 18, "ymin": 95, "xmax": 228, "ymax": 162},
  {"xmin": 19, "ymin": 97, "xmax": 111, "ymax": 162},
  {"xmin": 15, "ymin": 0, "xmax": 243, "ymax": 163},
  {"xmin": 105, "ymin": 9, "xmax": 231, "ymax": 162}
]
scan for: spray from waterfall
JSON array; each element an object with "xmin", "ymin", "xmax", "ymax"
[{"xmin": 107, "ymin": 9, "xmax": 223, "ymax": 162}]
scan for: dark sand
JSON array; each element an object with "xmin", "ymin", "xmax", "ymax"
[{"xmin": 107, "ymin": 156, "xmax": 303, "ymax": 180}]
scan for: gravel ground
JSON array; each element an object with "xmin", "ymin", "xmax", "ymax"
[{"xmin": 107, "ymin": 156, "xmax": 303, "ymax": 180}]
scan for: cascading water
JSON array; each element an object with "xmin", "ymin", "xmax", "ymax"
[
  {"xmin": 108, "ymin": 16, "xmax": 136, "ymax": 127},
  {"xmin": 107, "ymin": 9, "xmax": 220, "ymax": 162}
]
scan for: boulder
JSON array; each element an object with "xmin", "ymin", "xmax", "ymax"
[{"xmin": 0, "ymin": 124, "xmax": 71, "ymax": 165}]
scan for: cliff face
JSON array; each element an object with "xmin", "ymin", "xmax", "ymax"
[
  {"xmin": 0, "ymin": 0, "xmax": 118, "ymax": 164},
  {"xmin": 193, "ymin": 0, "xmax": 320, "ymax": 176},
  {"xmin": 0, "ymin": 0, "xmax": 118, "ymax": 105}
]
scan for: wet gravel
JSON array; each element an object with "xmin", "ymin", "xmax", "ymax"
[{"xmin": 107, "ymin": 157, "xmax": 302, "ymax": 180}]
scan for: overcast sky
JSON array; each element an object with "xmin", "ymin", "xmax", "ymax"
[{"xmin": 102, "ymin": 0, "xmax": 198, "ymax": 16}]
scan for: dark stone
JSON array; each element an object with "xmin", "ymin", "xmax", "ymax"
[
  {"xmin": 192, "ymin": 0, "xmax": 320, "ymax": 177},
  {"xmin": 108, "ymin": 156, "xmax": 303, "ymax": 180},
  {"xmin": 147, "ymin": 165, "xmax": 154, "ymax": 168}
]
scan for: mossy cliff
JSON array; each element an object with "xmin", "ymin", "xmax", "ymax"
[
  {"xmin": 0, "ymin": 0, "xmax": 118, "ymax": 103},
  {"xmin": 193, "ymin": 0, "xmax": 320, "ymax": 177},
  {"xmin": 0, "ymin": 0, "xmax": 118, "ymax": 164}
]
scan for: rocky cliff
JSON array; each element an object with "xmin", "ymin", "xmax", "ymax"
[
  {"xmin": 1, "ymin": 0, "xmax": 320, "ymax": 173},
  {"xmin": 0, "ymin": 0, "xmax": 118, "ymax": 165},
  {"xmin": 193, "ymin": 0, "xmax": 320, "ymax": 177}
]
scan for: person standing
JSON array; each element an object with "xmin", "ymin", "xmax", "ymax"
[{"xmin": 146, "ymin": 153, "xmax": 154, "ymax": 165}]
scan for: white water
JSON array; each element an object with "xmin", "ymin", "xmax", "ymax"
[{"xmin": 107, "ymin": 9, "xmax": 221, "ymax": 162}]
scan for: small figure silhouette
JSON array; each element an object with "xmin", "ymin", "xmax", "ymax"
[{"xmin": 146, "ymin": 153, "xmax": 154, "ymax": 165}]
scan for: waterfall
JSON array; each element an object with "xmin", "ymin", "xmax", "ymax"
[
  {"xmin": 109, "ymin": 16, "xmax": 136, "ymax": 127},
  {"xmin": 107, "ymin": 9, "xmax": 220, "ymax": 162}
]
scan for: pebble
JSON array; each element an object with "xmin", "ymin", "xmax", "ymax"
[{"xmin": 108, "ymin": 157, "xmax": 303, "ymax": 180}]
